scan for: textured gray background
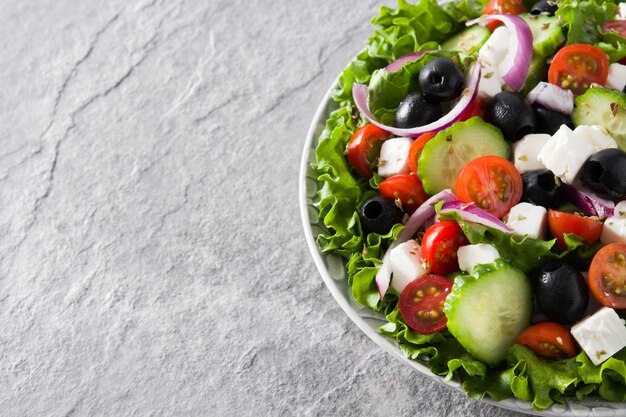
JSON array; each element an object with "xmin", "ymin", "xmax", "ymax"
[{"xmin": 0, "ymin": 0, "xmax": 527, "ymax": 416}]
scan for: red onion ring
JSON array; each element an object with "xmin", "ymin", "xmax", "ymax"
[
  {"xmin": 468, "ymin": 14, "xmax": 533, "ymax": 91},
  {"xmin": 527, "ymin": 82, "xmax": 575, "ymax": 115},
  {"xmin": 385, "ymin": 51, "xmax": 427, "ymax": 72},
  {"xmin": 439, "ymin": 201, "xmax": 514, "ymax": 233},
  {"xmin": 375, "ymin": 189, "xmax": 457, "ymax": 298},
  {"xmin": 562, "ymin": 184, "xmax": 615, "ymax": 218},
  {"xmin": 352, "ymin": 63, "xmax": 481, "ymax": 138}
]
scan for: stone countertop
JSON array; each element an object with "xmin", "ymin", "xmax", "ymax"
[{"xmin": 0, "ymin": 1, "xmax": 527, "ymax": 416}]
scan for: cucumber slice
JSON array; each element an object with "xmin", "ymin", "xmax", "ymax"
[
  {"xmin": 442, "ymin": 26, "xmax": 491, "ymax": 55},
  {"xmin": 417, "ymin": 118, "xmax": 510, "ymax": 195},
  {"xmin": 572, "ymin": 87, "xmax": 626, "ymax": 151},
  {"xmin": 443, "ymin": 260, "xmax": 533, "ymax": 365},
  {"xmin": 520, "ymin": 13, "xmax": 565, "ymax": 57}
]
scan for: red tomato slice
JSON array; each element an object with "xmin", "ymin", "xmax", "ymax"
[
  {"xmin": 455, "ymin": 156, "xmax": 523, "ymax": 219},
  {"xmin": 378, "ymin": 174, "xmax": 428, "ymax": 214},
  {"xmin": 346, "ymin": 124, "xmax": 390, "ymax": 178},
  {"xmin": 547, "ymin": 210, "xmax": 603, "ymax": 249},
  {"xmin": 421, "ymin": 221, "xmax": 469, "ymax": 275},
  {"xmin": 407, "ymin": 132, "xmax": 436, "ymax": 176},
  {"xmin": 516, "ymin": 322, "xmax": 577, "ymax": 360},
  {"xmin": 588, "ymin": 243, "xmax": 626, "ymax": 309},
  {"xmin": 458, "ymin": 98, "xmax": 488, "ymax": 122},
  {"xmin": 548, "ymin": 44, "xmax": 609, "ymax": 96},
  {"xmin": 483, "ymin": 0, "xmax": 527, "ymax": 31},
  {"xmin": 399, "ymin": 274, "xmax": 452, "ymax": 334}
]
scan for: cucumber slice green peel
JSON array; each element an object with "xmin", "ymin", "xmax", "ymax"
[
  {"xmin": 443, "ymin": 259, "xmax": 533, "ymax": 365},
  {"xmin": 417, "ymin": 117, "xmax": 510, "ymax": 195},
  {"xmin": 572, "ymin": 87, "xmax": 626, "ymax": 151}
]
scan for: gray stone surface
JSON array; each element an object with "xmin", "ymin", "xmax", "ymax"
[{"xmin": 0, "ymin": 0, "xmax": 528, "ymax": 416}]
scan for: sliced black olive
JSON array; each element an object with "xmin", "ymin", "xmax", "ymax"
[
  {"xmin": 581, "ymin": 148, "xmax": 626, "ymax": 199},
  {"xmin": 532, "ymin": 104, "xmax": 574, "ymax": 136},
  {"xmin": 533, "ymin": 261, "xmax": 588, "ymax": 324},
  {"xmin": 530, "ymin": 0, "xmax": 558, "ymax": 16},
  {"xmin": 485, "ymin": 92, "xmax": 536, "ymax": 141},
  {"xmin": 418, "ymin": 57, "xmax": 465, "ymax": 101},
  {"xmin": 522, "ymin": 169, "xmax": 563, "ymax": 209},
  {"xmin": 359, "ymin": 195, "xmax": 404, "ymax": 235},
  {"xmin": 394, "ymin": 92, "xmax": 443, "ymax": 129}
]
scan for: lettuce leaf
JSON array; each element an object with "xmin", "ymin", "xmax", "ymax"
[{"xmin": 556, "ymin": 0, "xmax": 618, "ymax": 45}]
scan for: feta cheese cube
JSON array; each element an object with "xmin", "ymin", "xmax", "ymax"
[
  {"xmin": 615, "ymin": 200, "xmax": 626, "ymax": 218},
  {"xmin": 377, "ymin": 137, "xmax": 413, "ymax": 178},
  {"xmin": 478, "ymin": 26, "xmax": 510, "ymax": 68},
  {"xmin": 504, "ymin": 202, "xmax": 548, "ymax": 240},
  {"xmin": 457, "ymin": 244, "xmax": 500, "ymax": 272},
  {"xmin": 606, "ymin": 63, "xmax": 626, "ymax": 91},
  {"xmin": 601, "ymin": 217, "xmax": 626, "ymax": 244},
  {"xmin": 477, "ymin": 62, "xmax": 503, "ymax": 99},
  {"xmin": 538, "ymin": 125, "xmax": 598, "ymax": 184},
  {"xmin": 571, "ymin": 307, "xmax": 626, "ymax": 366},
  {"xmin": 573, "ymin": 125, "xmax": 618, "ymax": 150},
  {"xmin": 620, "ymin": 2, "xmax": 626, "ymax": 19},
  {"xmin": 389, "ymin": 240, "xmax": 428, "ymax": 293},
  {"xmin": 512, "ymin": 133, "xmax": 550, "ymax": 173}
]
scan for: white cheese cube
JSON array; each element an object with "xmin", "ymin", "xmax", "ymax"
[
  {"xmin": 538, "ymin": 125, "xmax": 597, "ymax": 184},
  {"xmin": 601, "ymin": 217, "xmax": 626, "ymax": 244},
  {"xmin": 571, "ymin": 307, "xmax": 626, "ymax": 366},
  {"xmin": 512, "ymin": 133, "xmax": 550, "ymax": 173},
  {"xmin": 477, "ymin": 62, "xmax": 503, "ymax": 99},
  {"xmin": 573, "ymin": 125, "xmax": 618, "ymax": 150},
  {"xmin": 478, "ymin": 26, "xmax": 510, "ymax": 68},
  {"xmin": 389, "ymin": 240, "xmax": 428, "ymax": 293},
  {"xmin": 457, "ymin": 244, "xmax": 500, "ymax": 272},
  {"xmin": 377, "ymin": 137, "xmax": 413, "ymax": 178},
  {"xmin": 504, "ymin": 202, "xmax": 548, "ymax": 240},
  {"xmin": 615, "ymin": 200, "xmax": 626, "ymax": 218},
  {"xmin": 606, "ymin": 63, "xmax": 626, "ymax": 91}
]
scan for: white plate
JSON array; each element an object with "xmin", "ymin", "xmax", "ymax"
[{"xmin": 298, "ymin": 80, "xmax": 626, "ymax": 417}]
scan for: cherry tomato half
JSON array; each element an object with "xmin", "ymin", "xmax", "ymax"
[
  {"xmin": 516, "ymin": 322, "xmax": 577, "ymax": 360},
  {"xmin": 378, "ymin": 174, "xmax": 428, "ymax": 214},
  {"xmin": 547, "ymin": 210, "xmax": 603, "ymax": 249},
  {"xmin": 346, "ymin": 124, "xmax": 390, "ymax": 178},
  {"xmin": 548, "ymin": 44, "xmax": 609, "ymax": 96},
  {"xmin": 421, "ymin": 221, "xmax": 469, "ymax": 275},
  {"xmin": 399, "ymin": 274, "xmax": 452, "ymax": 334},
  {"xmin": 483, "ymin": 0, "xmax": 527, "ymax": 31},
  {"xmin": 588, "ymin": 243, "xmax": 626, "ymax": 309},
  {"xmin": 455, "ymin": 156, "xmax": 523, "ymax": 219},
  {"xmin": 407, "ymin": 132, "xmax": 436, "ymax": 176}
]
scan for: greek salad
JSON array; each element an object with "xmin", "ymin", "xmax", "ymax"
[{"xmin": 313, "ymin": 0, "xmax": 626, "ymax": 411}]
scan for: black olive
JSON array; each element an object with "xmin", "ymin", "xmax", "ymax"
[
  {"xmin": 530, "ymin": 0, "xmax": 558, "ymax": 16},
  {"xmin": 394, "ymin": 92, "xmax": 443, "ymax": 129},
  {"xmin": 485, "ymin": 92, "xmax": 536, "ymax": 141},
  {"xmin": 622, "ymin": 84, "xmax": 626, "ymax": 95},
  {"xmin": 581, "ymin": 149, "xmax": 626, "ymax": 200},
  {"xmin": 359, "ymin": 195, "xmax": 404, "ymax": 235},
  {"xmin": 534, "ymin": 261, "xmax": 588, "ymax": 324},
  {"xmin": 418, "ymin": 57, "xmax": 465, "ymax": 101},
  {"xmin": 532, "ymin": 104, "xmax": 575, "ymax": 136},
  {"xmin": 522, "ymin": 169, "xmax": 563, "ymax": 209}
]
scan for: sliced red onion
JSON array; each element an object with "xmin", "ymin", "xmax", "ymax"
[
  {"xmin": 375, "ymin": 189, "xmax": 457, "ymax": 298},
  {"xmin": 439, "ymin": 201, "xmax": 514, "ymax": 233},
  {"xmin": 469, "ymin": 14, "xmax": 533, "ymax": 91},
  {"xmin": 563, "ymin": 184, "xmax": 615, "ymax": 218},
  {"xmin": 352, "ymin": 63, "xmax": 481, "ymax": 138},
  {"xmin": 385, "ymin": 51, "xmax": 427, "ymax": 72},
  {"xmin": 527, "ymin": 82, "xmax": 575, "ymax": 115}
]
